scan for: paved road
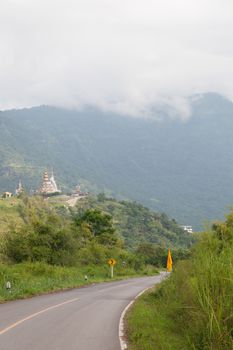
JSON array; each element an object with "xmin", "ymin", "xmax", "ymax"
[{"xmin": 0, "ymin": 273, "xmax": 165, "ymax": 350}]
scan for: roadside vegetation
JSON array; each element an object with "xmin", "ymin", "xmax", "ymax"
[
  {"xmin": 0, "ymin": 194, "xmax": 191, "ymax": 301},
  {"xmin": 0, "ymin": 195, "xmax": 154, "ymax": 301},
  {"xmin": 0, "ymin": 262, "xmax": 157, "ymax": 302},
  {"xmin": 127, "ymin": 212, "xmax": 233, "ymax": 350}
]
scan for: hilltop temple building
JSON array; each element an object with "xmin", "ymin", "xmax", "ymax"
[
  {"xmin": 15, "ymin": 180, "xmax": 24, "ymax": 196},
  {"xmin": 38, "ymin": 170, "xmax": 61, "ymax": 195}
]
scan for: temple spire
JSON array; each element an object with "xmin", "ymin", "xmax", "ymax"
[
  {"xmin": 15, "ymin": 180, "xmax": 24, "ymax": 196},
  {"xmin": 38, "ymin": 170, "xmax": 60, "ymax": 195}
]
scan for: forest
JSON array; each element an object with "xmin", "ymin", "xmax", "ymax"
[{"xmin": 0, "ymin": 194, "xmax": 191, "ymax": 301}]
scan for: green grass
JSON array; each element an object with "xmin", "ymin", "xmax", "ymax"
[
  {"xmin": 0, "ymin": 198, "xmax": 23, "ymax": 235},
  {"xmin": 126, "ymin": 284, "xmax": 187, "ymax": 350},
  {"xmin": 126, "ymin": 218, "xmax": 233, "ymax": 350},
  {"xmin": 0, "ymin": 262, "xmax": 158, "ymax": 302}
]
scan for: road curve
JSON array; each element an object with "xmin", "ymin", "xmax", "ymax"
[{"xmin": 0, "ymin": 273, "xmax": 165, "ymax": 350}]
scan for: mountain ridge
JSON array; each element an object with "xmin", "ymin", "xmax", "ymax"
[{"xmin": 0, "ymin": 93, "xmax": 233, "ymax": 229}]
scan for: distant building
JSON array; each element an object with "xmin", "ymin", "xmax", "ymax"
[
  {"xmin": 2, "ymin": 192, "xmax": 13, "ymax": 199},
  {"xmin": 38, "ymin": 170, "xmax": 61, "ymax": 195},
  {"xmin": 181, "ymin": 225, "xmax": 193, "ymax": 234},
  {"xmin": 75, "ymin": 185, "xmax": 81, "ymax": 195},
  {"xmin": 15, "ymin": 180, "xmax": 24, "ymax": 196},
  {"xmin": 71, "ymin": 184, "xmax": 88, "ymax": 198}
]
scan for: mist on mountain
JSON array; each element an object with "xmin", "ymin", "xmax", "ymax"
[{"xmin": 0, "ymin": 92, "xmax": 232, "ymax": 230}]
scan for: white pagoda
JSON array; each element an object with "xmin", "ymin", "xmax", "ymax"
[{"xmin": 15, "ymin": 180, "xmax": 24, "ymax": 196}]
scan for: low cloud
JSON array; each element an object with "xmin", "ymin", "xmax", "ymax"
[{"xmin": 0, "ymin": 0, "xmax": 233, "ymax": 119}]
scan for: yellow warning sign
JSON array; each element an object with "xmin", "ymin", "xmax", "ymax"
[{"xmin": 108, "ymin": 258, "xmax": 116, "ymax": 266}]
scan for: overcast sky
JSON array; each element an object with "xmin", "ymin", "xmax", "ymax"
[{"xmin": 0, "ymin": 0, "xmax": 233, "ymax": 117}]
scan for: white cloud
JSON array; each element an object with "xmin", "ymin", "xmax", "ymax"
[{"xmin": 0, "ymin": 0, "xmax": 233, "ymax": 118}]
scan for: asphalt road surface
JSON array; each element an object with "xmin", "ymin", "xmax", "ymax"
[{"xmin": 0, "ymin": 273, "xmax": 165, "ymax": 350}]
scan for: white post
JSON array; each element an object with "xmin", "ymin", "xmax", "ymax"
[
  {"xmin": 6, "ymin": 281, "xmax": 11, "ymax": 292},
  {"xmin": 110, "ymin": 265, "xmax": 114, "ymax": 278}
]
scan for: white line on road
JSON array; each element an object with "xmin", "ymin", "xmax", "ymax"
[
  {"xmin": 118, "ymin": 272, "xmax": 168, "ymax": 350},
  {"xmin": 0, "ymin": 297, "xmax": 79, "ymax": 336},
  {"xmin": 118, "ymin": 287, "xmax": 151, "ymax": 350}
]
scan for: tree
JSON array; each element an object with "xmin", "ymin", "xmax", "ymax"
[
  {"xmin": 5, "ymin": 196, "xmax": 79, "ymax": 265},
  {"xmin": 136, "ymin": 243, "xmax": 167, "ymax": 266},
  {"xmin": 73, "ymin": 209, "xmax": 118, "ymax": 246}
]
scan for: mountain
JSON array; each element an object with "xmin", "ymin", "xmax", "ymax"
[{"xmin": 0, "ymin": 93, "xmax": 233, "ymax": 229}]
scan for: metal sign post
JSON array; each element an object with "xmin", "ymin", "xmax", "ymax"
[
  {"xmin": 110, "ymin": 265, "xmax": 114, "ymax": 278},
  {"xmin": 108, "ymin": 259, "xmax": 116, "ymax": 278}
]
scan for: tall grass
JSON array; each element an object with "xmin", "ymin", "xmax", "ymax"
[{"xmin": 127, "ymin": 215, "xmax": 233, "ymax": 350}]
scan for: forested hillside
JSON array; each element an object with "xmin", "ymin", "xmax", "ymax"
[
  {"xmin": 73, "ymin": 194, "xmax": 194, "ymax": 249},
  {"xmin": 0, "ymin": 194, "xmax": 190, "ymax": 300},
  {"xmin": 1, "ymin": 93, "xmax": 233, "ymax": 229},
  {"xmin": 0, "ymin": 195, "xmax": 193, "ymax": 250}
]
